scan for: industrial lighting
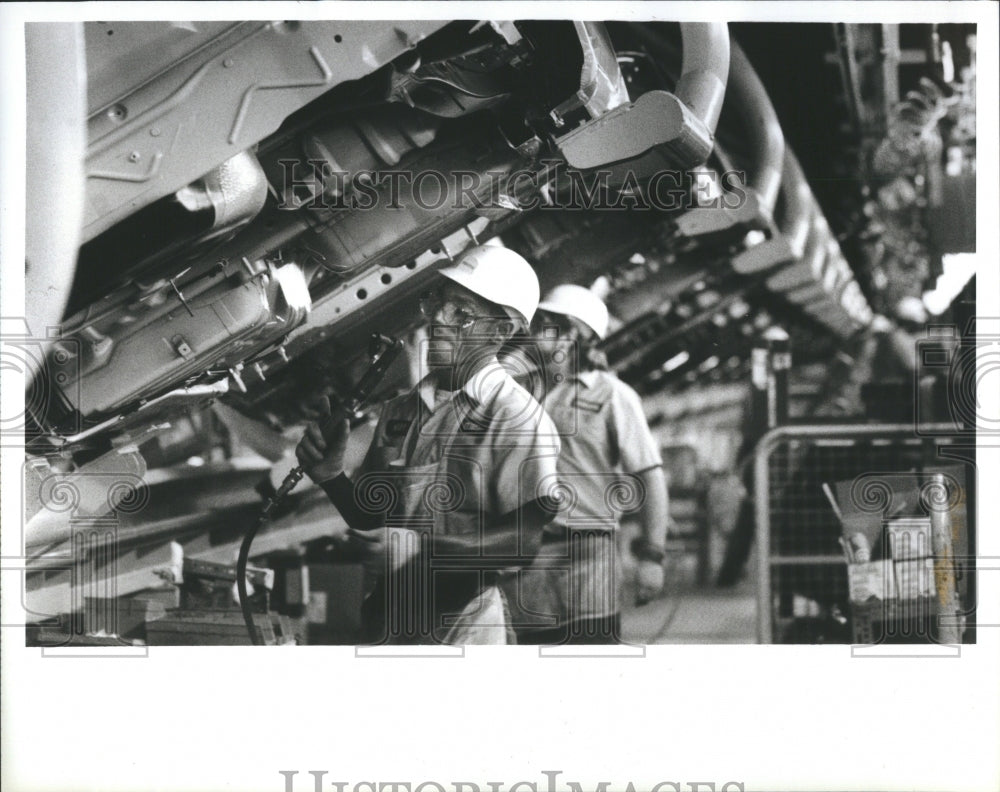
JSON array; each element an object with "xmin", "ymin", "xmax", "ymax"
[
  {"xmin": 662, "ymin": 351, "xmax": 690, "ymax": 372},
  {"xmin": 945, "ymin": 147, "xmax": 964, "ymax": 177},
  {"xmin": 698, "ymin": 355, "xmax": 720, "ymax": 373},
  {"xmin": 923, "ymin": 253, "xmax": 977, "ymax": 315},
  {"xmin": 693, "ymin": 170, "xmax": 722, "ymax": 204},
  {"xmin": 728, "ymin": 299, "xmax": 750, "ymax": 319},
  {"xmin": 695, "ymin": 290, "xmax": 720, "ymax": 308},
  {"xmin": 941, "ymin": 40, "xmax": 954, "ymax": 83}
]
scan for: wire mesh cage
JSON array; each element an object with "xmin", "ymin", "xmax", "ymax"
[{"xmin": 754, "ymin": 423, "xmax": 975, "ymax": 644}]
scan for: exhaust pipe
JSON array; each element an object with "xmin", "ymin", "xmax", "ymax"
[
  {"xmin": 556, "ymin": 22, "xmax": 730, "ymax": 172},
  {"xmin": 675, "ymin": 22, "xmax": 731, "ymax": 138},
  {"xmin": 725, "ymin": 42, "xmax": 785, "ymax": 218}
]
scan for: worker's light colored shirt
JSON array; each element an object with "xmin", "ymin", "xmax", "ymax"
[
  {"xmin": 358, "ymin": 358, "xmax": 561, "ymax": 536},
  {"xmin": 353, "ymin": 359, "xmax": 559, "ymax": 643},
  {"xmin": 502, "ymin": 368, "xmax": 663, "ymax": 625},
  {"xmin": 541, "ymin": 369, "xmax": 663, "ymax": 530}
]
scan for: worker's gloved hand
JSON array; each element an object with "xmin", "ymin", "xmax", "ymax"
[
  {"xmin": 347, "ymin": 526, "xmax": 421, "ymax": 577},
  {"xmin": 295, "ymin": 395, "xmax": 350, "ymax": 483},
  {"xmin": 635, "ymin": 559, "xmax": 665, "ymax": 605}
]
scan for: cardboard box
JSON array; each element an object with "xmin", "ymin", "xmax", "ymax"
[{"xmin": 847, "ymin": 560, "xmax": 897, "ymax": 603}]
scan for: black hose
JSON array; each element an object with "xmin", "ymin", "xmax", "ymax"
[
  {"xmin": 235, "ymin": 333, "xmax": 403, "ymax": 644},
  {"xmin": 237, "ymin": 468, "xmax": 304, "ymax": 645},
  {"xmin": 236, "ymin": 511, "xmax": 268, "ymax": 645}
]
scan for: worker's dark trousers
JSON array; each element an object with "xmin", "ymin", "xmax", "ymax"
[{"xmin": 514, "ymin": 613, "xmax": 622, "ymax": 645}]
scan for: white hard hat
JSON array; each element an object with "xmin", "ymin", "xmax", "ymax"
[
  {"xmin": 537, "ymin": 284, "xmax": 610, "ymax": 339},
  {"xmin": 437, "ymin": 245, "xmax": 540, "ymax": 329}
]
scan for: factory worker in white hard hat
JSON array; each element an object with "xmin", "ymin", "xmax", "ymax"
[
  {"xmin": 296, "ymin": 244, "xmax": 560, "ymax": 644},
  {"xmin": 501, "ymin": 283, "xmax": 669, "ymax": 644}
]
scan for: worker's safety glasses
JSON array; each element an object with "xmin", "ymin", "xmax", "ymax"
[{"xmin": 419, "ymin": 289, "xmax": 478, "ymax": 330}]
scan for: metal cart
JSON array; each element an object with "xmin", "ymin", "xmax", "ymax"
[{"xmin": 753, "ymin": 422, "xmax": 975, "ymax": 644}]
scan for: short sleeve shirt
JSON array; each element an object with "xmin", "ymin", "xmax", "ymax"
[
  {"xmin": 542, "ymin": 369, "xmax": 662, "ymax": 529},
  {"xmin": 357, "ymin": 359, "xmax": 561, "ymax": 536}
]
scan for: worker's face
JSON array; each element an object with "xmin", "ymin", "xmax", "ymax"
[
  {"xmin": 421, "ymin": 282, "xmax": 512, "ymax": 371},
  {"xmin": 532, "ymin": 310, "xmax": 581, "ymax": 359}
]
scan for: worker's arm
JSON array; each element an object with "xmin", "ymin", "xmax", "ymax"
[
  {"xmin": 295, "ymin": 406, "xmax": 398, "ymax": 539},
  {"xmin": 296, "ymin": 412, "xmax": 372, "ymax": 523},
  {"xmin": 344, "ymin": 498, "xmax": 552, "ymax": 576},
  {"xmin": 318, "ymin": 428, "xmax": 554, "ymax": 563},
  {"xmin": 318, "ymin": 473, "xmax": 384, "ymax": 531},
  {"xmin": 610, "ymin": 379, "xmax": 670, "ymax": 605},
  {"xmin": 402, "ymin": 412, "xmax": 559, "ymax": 566},
  {"xmin": 633, "ymin": 465, "xmax": 669, "ymax": 604},
  {"xmin": 428, "ymin": 497, "xmax": 551, "ymax": 562},
  {"xmin": 636, "ymin": 465, "xmax": 669, "ymax": 549},
  {"xmin": 295, "ymin": 398, "xmax": 350, "ymax": 483}
]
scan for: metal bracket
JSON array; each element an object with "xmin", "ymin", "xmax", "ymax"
[
  {"xmin": 171, "ymin": 335, "xmax": 194, "ymax": 360},
  {"xmin": 283, "ymin": 216, "xmax": 491, "ymax": 355}
]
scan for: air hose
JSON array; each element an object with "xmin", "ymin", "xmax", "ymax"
[{"xmin": 237, "ymin": 334, "xmax": 404, "ymax": 644}]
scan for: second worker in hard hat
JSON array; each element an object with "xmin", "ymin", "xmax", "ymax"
[
  {"xmin": 501, "ymin": 284, "xmax": 669, "ymax": 644},
  {"xmin": 295, "ymin": 244, "xmax": 560, "ymax": 644}
]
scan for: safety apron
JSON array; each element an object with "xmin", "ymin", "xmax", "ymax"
[{"xmin": 360, "ymin": 413, "xmax": 513, "ymax": 645}]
